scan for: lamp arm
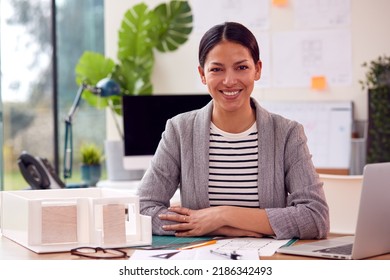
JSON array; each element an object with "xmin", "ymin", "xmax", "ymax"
[
  {"xmin": 63, "ymin": 120, "xmax": 73, "ymax": 179},
  {"xmin": 63, "ymin": 83, "xmax": 86, "ymax": 180},
  {"xmin": 66, "ymin": 83, "xmax": 86, "ymax": 123},
  {"xmin": 62, "ymin": 79, "xmax": 117, "ymax": 180}
]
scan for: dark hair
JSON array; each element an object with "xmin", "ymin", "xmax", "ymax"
[{"xmin": 198, "ymin": 22, "xmax": 260, "ymax": 68}]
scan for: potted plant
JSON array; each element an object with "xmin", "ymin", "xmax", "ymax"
[
  {"xmin": 80, "ymin": 143, "xmax": 104, "ymax": 186},
  {"xmin": 74, "ymin": 0, "xmax": 193, "ymax": 181},
  {"xmin": 360, "ymin": 55, "xmax": 390, "ymax": 163}
]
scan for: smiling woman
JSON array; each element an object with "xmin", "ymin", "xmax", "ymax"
[
  {"xmin": 138, "ymin": 22, "xmax": 329, "ymax": 241},
  {"xmin": 198, "ymin": 40, "xmax": 261, "ymax": 133}
]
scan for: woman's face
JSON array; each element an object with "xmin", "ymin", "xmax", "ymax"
[{"xmin": 198, "ymin": 40, "xmax": 261, "ymax": 115}]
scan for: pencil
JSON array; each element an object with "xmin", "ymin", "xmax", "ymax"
[{"xmin": 177, "ymin": 240, "xmax": 217, "ymax": 250}]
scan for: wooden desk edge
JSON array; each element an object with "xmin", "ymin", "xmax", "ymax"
[
  {"xmin": 316, "ymin": 168, "xmax": 350, "ymax": 175},
  {"xmin": 1, "ymin": 234, "xmax": 389, "ymax": 260}
]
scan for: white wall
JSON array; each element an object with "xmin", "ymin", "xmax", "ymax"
[{"xmin": 104, "ymin": 0, "xmax": 390, "ymax": 139}]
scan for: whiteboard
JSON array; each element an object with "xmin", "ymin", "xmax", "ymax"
[{"xmin": 261, "ymin": 101, "xmax": 353, "ymax": 169}]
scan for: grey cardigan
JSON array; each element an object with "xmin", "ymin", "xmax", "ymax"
[{"xmin": 138, "ymin": 98, "xmax": 329, "ymax": 239}]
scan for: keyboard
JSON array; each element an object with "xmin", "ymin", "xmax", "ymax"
[{"xmin": 314, "ymin": 243, "xmax": 353, "ymax": 255}]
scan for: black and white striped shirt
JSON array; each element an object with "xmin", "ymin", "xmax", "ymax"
[{"xmin": 208, "ymin": 122, "xmax": 259, "ymax": 208}]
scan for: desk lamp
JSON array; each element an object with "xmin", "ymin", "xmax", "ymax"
[{"xmin": 63, "ymin": 78, "xmax": 120, "ymax": 180}]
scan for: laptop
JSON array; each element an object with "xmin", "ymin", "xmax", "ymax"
[{"xmin": 277, "ymin": 162, "xmax": 390, "ymax": 259}]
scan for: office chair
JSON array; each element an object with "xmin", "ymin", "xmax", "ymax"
[{"xmin": 319, "ymin": 173, "xmax": 363, "ymax": 235}]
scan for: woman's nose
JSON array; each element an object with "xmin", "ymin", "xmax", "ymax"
[{"xmin": 222, "ymin": 70, "xmax": 237, "ymax": 86}]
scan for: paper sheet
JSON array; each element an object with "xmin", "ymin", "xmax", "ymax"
[
  {"xmin": 206, "ymin": 237, "xmax": 292, "ymax": 257},
  {"xmin": 272, "ymin": 29, "xmax": 352, "ymax": 87},
  {"xmin": 130, "ymin": 237, "xmax": 292, "ymax": 260},
  {"xmin": 191, "ymin": 0, "xmax": 270, "ymax": 33},
  {"xmin": 294, "ymin": 0, "xmax": 351, "ymax": 29},
  {"xmin": 130, "ymin": 249, "xmax": 259, "ymax": 260}
]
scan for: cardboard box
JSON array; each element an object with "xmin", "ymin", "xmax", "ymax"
[{"xmin": 1, "ymin": 188, "xmax": 151, "ymax": 253}]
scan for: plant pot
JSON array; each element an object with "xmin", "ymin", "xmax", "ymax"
[
  {"xmin": 104, "ymin": 140, "xmax": 145, "ymax": 181},
  {"xmin": 81, "ymin": 164, "xmax": 102, "ymax": 186}
]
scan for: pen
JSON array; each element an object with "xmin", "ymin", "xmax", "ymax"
[
  {"xmin": 210, "ymin": 250, "xmax": 242, "ymax": 260},
  {"xmin": 177, "ymin": 240, "xmax": 217, "ymax": 250}
]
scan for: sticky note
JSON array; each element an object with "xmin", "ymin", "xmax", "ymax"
[
  {"xmin": 272, "ymin": 0, "xmax": 288, "ymax": 6},
  {"xmin": 311, "ymin": 76, "xmax": 327, "ymax": 90}
]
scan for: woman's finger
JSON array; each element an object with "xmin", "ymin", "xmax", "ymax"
[
  {"xmin": 159, "ymin": 213, "xmax": 189, "ymax": 222},
  {"xmin": 168, "ymin": 206, "xmax": 191, "ymax": 216}
]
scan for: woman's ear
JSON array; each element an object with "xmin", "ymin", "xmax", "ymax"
[
  {"xmin": 198, "ymin": 66, "xmax": 206, "ymax": 84},
  {"xmin": 255, "ymin": 60, "xmax": 262, "ymax": 81}
]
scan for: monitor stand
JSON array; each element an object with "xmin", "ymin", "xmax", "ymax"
[{"xmin": 105, "ymin": 140, "xmax": 145, "ymax": 181}]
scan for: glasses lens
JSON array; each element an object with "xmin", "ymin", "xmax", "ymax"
[
  {"xmin": 104, "ymin": 249, "xmax": 125, "ymax": 256},
  {"xmin": 75, "ymin": 247, "xmax": 97, "ymax": 254}
]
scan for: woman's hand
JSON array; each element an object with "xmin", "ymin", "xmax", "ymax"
[
  {"xmin": 158, "ymin": 206, "xmax": 263, "ymax": 237},
  {"xmin": 158, "ymin": 206, "xmax": 224, "ymax": 236}
]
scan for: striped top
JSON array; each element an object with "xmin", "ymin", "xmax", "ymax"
[{"xmin": 208, "ymin": 122, "xmax": 259, "ymax": 208}]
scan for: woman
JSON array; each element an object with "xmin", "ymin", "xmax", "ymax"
[{"xmin": 138, "ymin": 22, "xmax": 329, "ymax": 240}]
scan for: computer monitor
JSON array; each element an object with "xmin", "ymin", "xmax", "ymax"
[{"xmin": 122, "ymin": 94, "xmax": 212, "ymax": 172}]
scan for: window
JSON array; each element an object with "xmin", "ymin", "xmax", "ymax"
[
  {"xmin": 56, "ymin": 0, "xmax": 105, "ymax": 186},
  {"xmin": 0, "ymin": 0, "xmax": 105, "ymax": 190}
]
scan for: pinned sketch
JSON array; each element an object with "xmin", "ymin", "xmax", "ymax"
[
  {"xmin": 190, "ymin": 0, "xmax": 270, "ymax": 33},
  {"xmin": 293, "ymin": 0, "xmax": 351, "ymax": 28},
  {"xmin": 272, "ymin": 29, "xmax": 352, "ymax": 87}
]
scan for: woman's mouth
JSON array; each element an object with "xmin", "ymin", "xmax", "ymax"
[{"xmin": 221, "ymin": 90, "xmax": 240, "ymax": 96}]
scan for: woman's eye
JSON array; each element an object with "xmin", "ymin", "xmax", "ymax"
[
  {"xmin": 238, "ymin": 65, "xmax": 249, "ymax": 70},
  {"xmin": 210, "ymin": 68, "xmax": 222, "ymax": 72}
]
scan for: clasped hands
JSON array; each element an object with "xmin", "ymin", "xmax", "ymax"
[{"xmin": 158, "ymin": 205, "xmax": 262, "ymax": 237}]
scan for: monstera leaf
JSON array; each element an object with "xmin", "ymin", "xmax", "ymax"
[
  {"xmin": 113, "ymin": 57, "xmax": 154, "ymax": 95},
  {"xmin": 117, "ymin": 3, "xmax": 158, "ymax": 61},
  {"xmin": 118, "ymin": 1, "xmax": 193, "ymax": 57},
  {"xmin": 153, "ymin": 0, "xmax": 193, "ymax": 52},
  {"xmin": 116, "ymin": 1, "xmax": 192, "ymax": 96}
]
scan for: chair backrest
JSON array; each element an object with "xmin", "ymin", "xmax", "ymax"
[{"xmin": 319, "ymin": 173, "xmax": 363, "ymax": 234}]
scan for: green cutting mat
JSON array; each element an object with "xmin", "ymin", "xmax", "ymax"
[{"xmin": 152, "ymin": 235, "xmax": 213, "ymax": 247}]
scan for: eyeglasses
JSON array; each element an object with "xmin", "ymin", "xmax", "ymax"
[{"xmin": 70, "ymin": 247, "xmax": 129, "ymax": 259}]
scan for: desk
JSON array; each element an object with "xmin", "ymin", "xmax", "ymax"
[{"xmin": 1, "ymin": 234, "xmax": 389, "ymax": 260}]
